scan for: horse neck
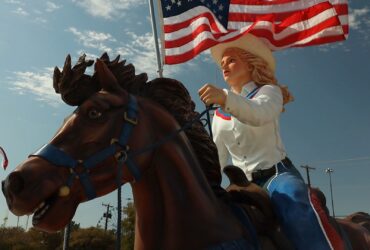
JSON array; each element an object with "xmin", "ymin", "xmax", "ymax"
[{"xmin": 130, "ymin": 130, "xmax": 243, "ymax": 249}]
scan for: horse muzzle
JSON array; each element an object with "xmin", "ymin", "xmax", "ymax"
[{"xmin": 2, "ymin": 171, "xmax": 27, "ymax": 215}]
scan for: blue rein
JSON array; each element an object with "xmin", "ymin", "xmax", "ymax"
[{"xmin": 30, "ymin": 94, "xmax": 141, "ymax": 200}]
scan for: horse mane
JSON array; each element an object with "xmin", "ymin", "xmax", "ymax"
[{"xmin": 53, "ymin": 53, "xmax": 222, "ymax": 189}]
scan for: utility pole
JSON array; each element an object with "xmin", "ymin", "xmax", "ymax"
[
  {"xmin": 102, "ymin": 203, "xmax": 113, "ymax": 232},
  {"xmin": 300, "ymin": 165, "xmax": 316, "ymax": 187},
  {"xmin": 325, "ymin": 168, "xmax": 335, "ymax": 218},
  {"xmin": 63, "ymin": 222, "xmax": 71, "ymax": 250},
  {"xmin": 2, "ymin": 211, "xmax": 8, "ymax": 227}
]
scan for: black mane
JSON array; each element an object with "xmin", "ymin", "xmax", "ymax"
[{"xmin": 53, "ymin": 53, "xmax": 222, "ymax": 189}]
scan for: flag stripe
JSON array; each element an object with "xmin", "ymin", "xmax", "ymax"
[
  {"xmin": 165, "ymin": 26, "xmax": 251, "ymax": 56},
  {"xmin": 229, "ymin": 2, "xmax": 346, "ymax": 23},
  {"xmin": 164, "ymin": 12, "xmax": 223, "ymax": 39},
  {"xmin": 165, "ymin": 19, "xmax": 343, "ymax": 58},
  {"xmin": 165, "ymin": 5, "xmax": 342, "ymax": 52},
  {"xmin": 164, "ymin": 23, "xmax": 344, "ymax": 64},
  {"xmin": 228, "ymin": 0, "xmax": 300, "ymax": 6},
  {"xmin": 250, "ymin": 20, "xmax": 345, "ymax": 49},
  {"xmin": 230, "ymin": 0, "xmax": 332, "ymax": 14},
  {"xmin": 163, "ymin": 6, "xmax": 227, "ymax": 33},
  {"xmin": 229, "ymin": 3, "xmax": 336, "ymax": 33},
  {"xmin": 165, "ymin": 23, "xmax": 226, "ymax": 48}
]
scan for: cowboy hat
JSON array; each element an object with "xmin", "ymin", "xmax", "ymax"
[{"xmin": 210, "ymin": 33, "xmax": 275, "ymax": 72}]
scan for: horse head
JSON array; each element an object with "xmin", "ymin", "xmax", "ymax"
[{"xmin": 2, "ymin": 54, "xmax": 157, "ymax": 232}]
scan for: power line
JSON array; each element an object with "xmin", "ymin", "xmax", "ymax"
[{"xmin": 309, "ymin": 156, "xmax": 370, "ymax": 166}]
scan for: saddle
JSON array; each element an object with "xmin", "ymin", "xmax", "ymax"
[{"xmin": 223, "ymin": 165, "xmax": 294, "ymax": 250}]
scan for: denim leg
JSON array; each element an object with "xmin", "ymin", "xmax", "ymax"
[{"xmin": 266, "ymin": 165, "xmax": 333, "ymax": 250}]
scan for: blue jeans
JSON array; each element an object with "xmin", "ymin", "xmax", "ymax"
[{"xmin": 257, "ymin": 161, "xmax": 345, "ymax": 250}]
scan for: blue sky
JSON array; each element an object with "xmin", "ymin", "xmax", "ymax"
[{"xmin": 0, "ymin": 0, "xmax": 369, "ymax": 230}]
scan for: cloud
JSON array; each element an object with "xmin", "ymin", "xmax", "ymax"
[
  {"xmin": 348, "ymin": 7, "xmax": 370, "ymax": 43},
  {"xmin": 72, "ymin": 0, "xmax": 145, "ymax": 19},
  {"xmin": 34, "ymin": 17, "xmax": 47, "ymax": 24},
  {"xmin": 349, "ymin": 7, "xmax": 370, "ymax": 30},
  {"xmin": 6, "ymin": 28, "xmax": 199, "ymax": 106},
  {"xmin": 317, "ymin": 41, "xmax": 350, "ymax": 53},
  {"xmin": 8, "ymin": 68, "xmax": 61, "ymax": 107},
  {"xmin": 67, "ymin": 27, "xmax": 116, "ymax": 53},
  {"xmin": 45, "ymin": 1, "xmax": 62, "ymax": 12},
  {"xmin": 63, "ymin": 25, "xmax": 202, "ymax": 78},
  {"xmin": 115, "ymin": 32, "xmax": 188, "ymax": 79},
  {"xmin": 12, "ymin": 7, "xmax": 29, "ymax": 16},
  {"xmin": 5, "ymin": 0, "xmax": 23, "ymax": 4}
]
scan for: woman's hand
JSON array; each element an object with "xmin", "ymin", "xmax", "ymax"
[{"xmin": 198, "ymin": 84, "xmax": 227, "ymax": 107}]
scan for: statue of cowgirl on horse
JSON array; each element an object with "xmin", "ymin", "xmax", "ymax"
[{"xmin": 2, "ymin": 52, "xmax": 369, "ymax": 249}]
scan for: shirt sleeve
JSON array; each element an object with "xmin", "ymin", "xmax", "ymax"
[{"xmin": 223, "ymin": 85, "xmax": 283, "ymax": 126}]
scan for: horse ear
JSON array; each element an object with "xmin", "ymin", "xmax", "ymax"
[{"xmin": 95, "ymin": 59, "xmax": 121, "ymax": 92}]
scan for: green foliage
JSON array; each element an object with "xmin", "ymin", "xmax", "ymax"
[
  {"xmin": 121, "ymin": 202, "xmax": 135, "ymax": 250},
  {"xmin": 0, "ymin": 203, "xmax": 136, "ymax": 250},
  {"xmin": 0, "ymin": 227, "xmax": 62, "ymax": 250},
  {"xmin": 69, "ymin": 227, "xmax": 115, "ymax": 250}
]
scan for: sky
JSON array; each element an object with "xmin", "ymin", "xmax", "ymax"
[{"xmin": 0, "ymin": 0, "xmax": 369, "ymax": 231}]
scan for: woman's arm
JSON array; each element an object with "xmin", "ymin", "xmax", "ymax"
[{"xmin": 224, "ymin": 85, "xmax": 283, "ymax": 126}]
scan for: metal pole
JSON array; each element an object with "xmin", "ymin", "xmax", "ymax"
[
  {"xmin": 148, "ymin": 0, "xmax": 163, "ymax": 77},
  {"xmin": 116, "ymin": 186, "xmax": 122, "ymax": 250},
  {"xmin": 300, "ymin": 165, "xmax": 316, "ymax": 187},
  {"xmin": 25, "ymin": 215, "xmax": 29, "ymax": 230},
  {"xmin": 325, "ymin": 168, "xmax": 335, "ymax": 218},
  {"xmin": 115, "ymin": 157, "xmax": 124, "ymax": 250},
  {"xmin": 63, "ymin": 222, "xmax": 71, "ymax": 250}
]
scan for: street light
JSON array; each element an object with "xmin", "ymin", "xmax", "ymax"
[{"xmin": 325, "ymin": 168, "xmax": 335, "ymax": 218}]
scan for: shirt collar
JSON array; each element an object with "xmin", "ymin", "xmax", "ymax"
[{"xmin": 240, "ymin": 81, "xmax": 257, "ymax": 98}]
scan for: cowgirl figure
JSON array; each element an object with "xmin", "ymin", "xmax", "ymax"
[{"xmin": 199, "ymin": 34, "xmax": 346, "ymax": 250}]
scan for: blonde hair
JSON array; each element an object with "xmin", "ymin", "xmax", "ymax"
[{"xmin": 224, "ymin": 47, "xmax": 294, "ymax": 106}]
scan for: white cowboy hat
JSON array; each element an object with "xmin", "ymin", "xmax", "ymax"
[{"xmin": 210, "ymin": 33, "xmax": 275, "ymax": 72}]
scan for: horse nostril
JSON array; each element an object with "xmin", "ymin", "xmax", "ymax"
[{"xmin": 7, "ymin": 172, "xmax": 25, "ymax": 195}]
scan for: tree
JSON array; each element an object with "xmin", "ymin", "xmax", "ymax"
[
  {"xmin": 121, "ymin": 202, "xmax": 135, "ymax": 250},
  {"xmin": 0, "ymin": 227, "xmax": 40, "ymax": 250},
  {"xmin": 27, "ymin": 228, "xmax": 62, "ymax": 250},
  {"xmin": 69, "ymin": 227, "xmax": 115, "ymax": 250}
]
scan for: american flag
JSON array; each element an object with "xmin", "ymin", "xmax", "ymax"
[{"xmin": 159, "ymin": 0, "xmax": 348, "ymax": 65}]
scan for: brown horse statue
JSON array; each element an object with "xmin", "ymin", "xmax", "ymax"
[
  {"xmin": 2, "ymin": 54, "xmax": 369, "ymax": 249},
  {"xmin": 2, "ymin": 55, "xmax": 256, "ymax": 249}
]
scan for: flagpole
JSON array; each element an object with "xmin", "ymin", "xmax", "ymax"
[{"xmin": 148, "ymin": 0, "xmax": 163, "ymax": 77}]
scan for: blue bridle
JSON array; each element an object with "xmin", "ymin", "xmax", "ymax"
[{"xmin": 30, "ymin": 94, "xmax": 141, "ymax": 200}]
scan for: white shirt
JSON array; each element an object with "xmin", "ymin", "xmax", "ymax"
[{"xmin": 212, "ymin": 81, "xmax": 286, "ymax": 180}]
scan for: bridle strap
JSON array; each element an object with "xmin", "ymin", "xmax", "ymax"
[{"xmin": 32, "ymin": 144, "xmax": 78, "ymax": 168}]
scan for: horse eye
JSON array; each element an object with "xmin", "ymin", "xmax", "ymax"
[{"xmin": 88, "ymin": 109, "xmax": 102, "ymax": 119}]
